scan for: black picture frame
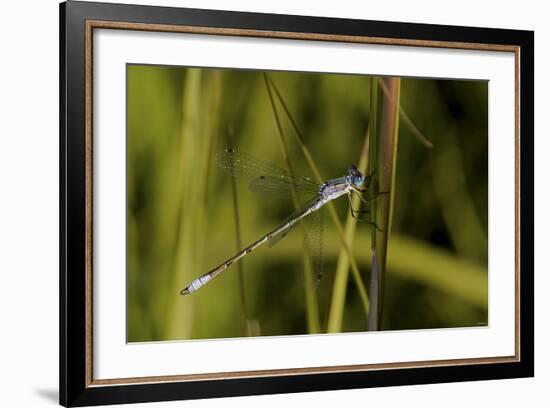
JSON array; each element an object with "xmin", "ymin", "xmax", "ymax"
[{"xmin": 60, "ymin": 1, "xmax": 534, "ymax": 406}]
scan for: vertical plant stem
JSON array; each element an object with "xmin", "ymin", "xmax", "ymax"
[
  {"xmin": 267, "ymin": 76, "xmax": 370, "ymax": 325},
  {"xmin": 166, "ymin": 69, "xmax": 203, "ymax": 339},
  {"xmin": 263, "ymin": 73, "xmax": 321, "ymax": 334},
  {"xmin": 327, "ymin": 132, "xmax": 370, "ymax": 332},
  {"xmin": 195, "ymin": 71, "xmax": 223, "ymax": 279},
  {"xmin": 368, "ymin": 77, "xmax": 401, "ymax": 331},
  {"xmin": 207, "ymin": 72, "xmax": 259, "ymax": 335},
  {"xmin": 226, "ymin": 128, "xmax": 258, "ymax": 336}
]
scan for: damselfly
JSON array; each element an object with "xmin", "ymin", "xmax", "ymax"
[{"xmin": 181, "ymin": 148, "xmax": 377, "ymax": 295}]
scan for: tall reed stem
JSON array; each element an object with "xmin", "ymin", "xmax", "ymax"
[
  {"xmin": 368, "ymin": 77, "xmax": 401, "ymax": 331},
  {"xmin": 225, "ymin": 127, "xmax": 258, "ymax": 336}
]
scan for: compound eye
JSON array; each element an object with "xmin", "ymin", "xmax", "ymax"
[{"xmin": 353, "ymin": 175, "xmax": 365, "ymax": 187}]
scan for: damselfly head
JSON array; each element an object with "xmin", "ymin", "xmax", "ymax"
[{"xmin": 347, "ymin": 165, "xmax": 366, "ymax": 189}]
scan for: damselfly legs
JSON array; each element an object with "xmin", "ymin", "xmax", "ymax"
[{"xmin": 180, "ymin": 149, "xmax": 377, "ymax": 295}]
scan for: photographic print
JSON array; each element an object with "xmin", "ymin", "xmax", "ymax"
[
  {"xmin": 126, "ymin": 66, "xmax": 488, "ymax": 342},
  {"xmin": 61, "ymin": 3, "xmax": 533, "ymax": 405}
]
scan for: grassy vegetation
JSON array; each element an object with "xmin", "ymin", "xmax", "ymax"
[{"xmin": 127, "ymin": 66, "xmax": 488, "ymax": 341}]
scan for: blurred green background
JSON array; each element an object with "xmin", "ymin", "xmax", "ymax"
[{"xmin": 127, "ymin": 65, "xmax": 488, "ymax": 342}]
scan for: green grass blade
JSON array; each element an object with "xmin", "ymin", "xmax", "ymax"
[
  {"xmin": 166, "ymin": 68, "xmax": 204, "ymax": 339},
  {"xmin": 267, "ymin": 75, "xmax": 370, "ymax": 326},
  {"xmin": 378, "ymin": 78, "xmax": 434, "ymax": 149},
  {"xmin": 225, "ymin": 127, "xmax": 260, "ymax": 336},
  {"xmin": 263, "ymin": 73, "xmax": 321, "ymax": 334},
  {"xmin": 368, "ymin": 77, "xmax": 401, "ymax": 330},
  {"xmin": 240, "ymin": 227, "xmax": 487, "ymax": 310},
  {"xmin": 327, "ymin": 132, "xmax": 370, "ymax": 332}
]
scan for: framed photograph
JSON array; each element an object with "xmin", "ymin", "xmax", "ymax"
[{"xmin": 60, "ymin": 1, "xmax": 534, "ymax": 406}]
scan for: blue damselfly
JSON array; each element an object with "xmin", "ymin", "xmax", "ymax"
[{"xmin": 181, "ymin": 148, "xmax": 376, "ymax": 295}]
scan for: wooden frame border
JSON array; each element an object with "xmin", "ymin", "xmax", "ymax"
[
  {"xmin": 84, "ymin": 19, "xmax": 521, "ymax": 387},
  {"xmin": 61, "ymin": 1, "xmax": 534, "ymax": 406}
]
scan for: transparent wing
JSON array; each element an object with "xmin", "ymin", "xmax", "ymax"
[
  {"xmin": 267, "ymin": 203, "xmax": 324, "ymax": 287},
  {"xmin": 268, "ymin": 211, "xmax": 299, "ymax": 248},
  {"xmin": 267, "ymin": 198, "xmax": 318, "ymax": 248},
  {"xmin": 249, "ymin": 175, "xmax": 318, "ymax": 196},
  {"xmin": 216, "ymin": 149, "xmax": 320, "ymax": 195}
]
